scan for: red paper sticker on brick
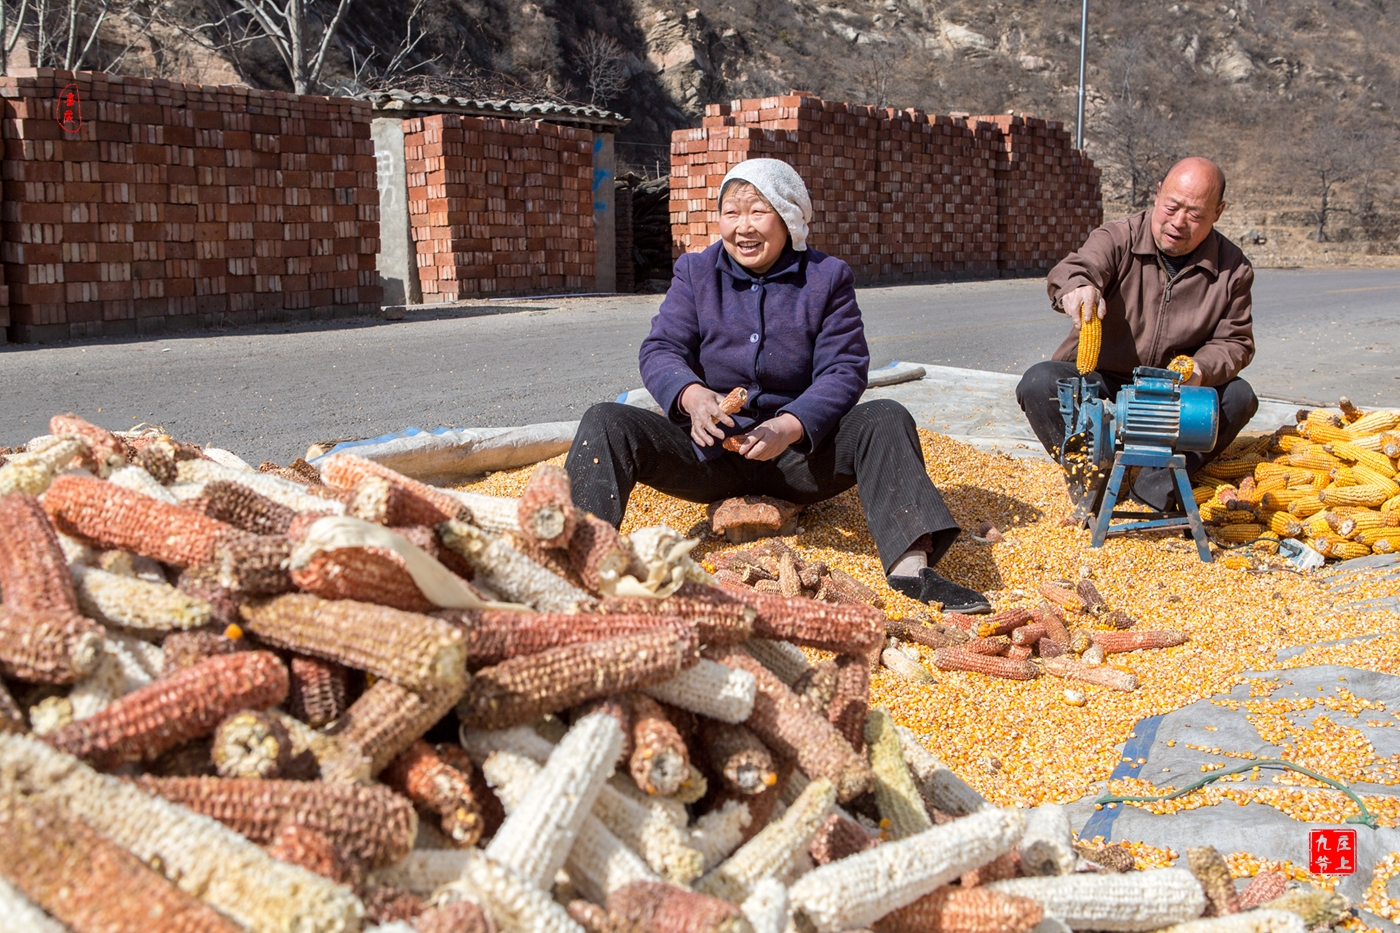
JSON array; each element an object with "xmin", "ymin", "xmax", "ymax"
[
  {"xmin": 1309, "ymin": 829, "xmax": 1357, "ymax": 875},
  {"xmin": 57, "ymin": 84, "xmax": 82, "ymax": 135}
]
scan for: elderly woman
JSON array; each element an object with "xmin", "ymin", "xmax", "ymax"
[{"xmin": 565, "ymin": 159, "xmax": 989, "ymax": 613}]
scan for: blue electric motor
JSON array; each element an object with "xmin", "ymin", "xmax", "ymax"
[{"xmin": 1057, "ymin": 366, "xmax": 1220, "ymax": 562}]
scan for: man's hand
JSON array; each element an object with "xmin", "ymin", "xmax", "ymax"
[
  {"xmin": 1059, "ymin": 285, "xmax": 1105, "ymax": 330},
  {"xmin": 680, "ymin": 383, "xmax": 734, "ymax": 447},
  {"xmin": 729, "ymin": 413, "xmax": 804, "ymax": 461}
]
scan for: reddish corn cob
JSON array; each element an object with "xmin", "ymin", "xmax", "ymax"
[
  {"xmin": 440, "ymin": 609, "xmax": 690, "ymax": 667},
  {"xmin": 809, "ymin": 812, "xmax": 879, "ymax": 864},
  {"xmin": 1237, "ymin": 871, "xmax": 1287, "ymax": 910},
  {"xmin": 136, "ymin": 443, "xmax": 178, "ymax": 484},
  {"xmin": 872, "ymin": 885, "xmax": 1044, "ymax": 933},
  {"xmin": 607, "ymin": 880, "xmax": 751, "ymax": 933},
  {"xmin": 932, "ymin": 647, "xmax": 1038, "ymax": 680},
  {"xmin": 289, "ymin": 543, "xmax": 436, "ymax": 612},
  {"xmin": 0, "ymin": 607, "xmax": 104, "ymax": 683},
  {"xmin": 134, "ymin": 775, "xmax": 417, "ymax": 868},
  {"xmin": 720, "ymin": 386, "xmax": 749, "ymax": 415},
  {"xmin": 628, "ymin": 693, "xmax": 690, "ymax": 796},
  {"xmin": 961, "ymin": 636, "xmax": 1011, "ymax": 656},
  {"xmin": 286, "ymin": 654, "xmax": 350, "ymax": 727},
  {"xmin": 44, "ymin": 650, "xmax": 288, "ymax": 769},
  {"xmin": 1011, "ymin": 623, "xmax": 1047, "ymax": 647},
  {"xmin": 970, "ymin": 608, "xmax": 1033, "ymax": 638},
  {"xmin": 569, "ymin": 513, "xmax": 635, "ymax": 592},
  {"xmin": 0, "ymin": 492, "xmax": 80, "ymax": 612},
  {"xmin": 1188, "ymin": 846, "xmax": 1240, "ymax": 917},
  {"xmin": 828, "ymin": 653, "xmax": 870, "ymax": 754},
  {"xmin": 1075, "ymin": 579, "xmax": 1109, "ymax": 616},
  {"xmin": 0, "ymin": 793, "xmax": 243, "ymax": 933},
  {"xmin": 381, "ymin": 739, "xmax": 485, "ymax": 847},
  {"xmin": 162, "ymin": 625, "xmax": 243, "ymax": 672},
  {"xmin": 240, "ymin": 593, "xmax": 466, "ymax": 691},
  {"xmin": 50, "ymin": 413, "xmax": 127, "ymax": 476},
  {"xmin": 703, "ymin": 644, "xmax": 872, "ymax": 802},
  {"xmin": 214, "ymin": 533, "xmax": 295, "ymax": 595},
  {"xmin": 691, "ymin": 581, "xmax": 884, "ymax": 653},
  {"xmin": 265, "ymin": 822, "xmax": 357, "ymax": 886},
  {"xmin": 1104, "ymin": 610, "xmax": 1136, "ymax": 630},
  {"xmin": 362, "ymin": 884, "xmax": 426, "ymax": 925},
  {"xmin": 1006, "ymin": 645, "xmax": 1033, "ymax": 661},
  {"xmin": 700, "ymin": 720, "xmax": 777, "ymax": 795},
  {"xmin": 320, "ymin": 453, "xmax": 465, "ymax": 525},
  {"xmin": 1041, "ymin": 657, "xmax": 1139, "ymax": 692},
  {"xmin": 1038, "ymin": 582, "xmax": 1084, "ymax": 612},
  {"xmin": 1031, "ymin": 602, "xmax": 1071, "ymax": 646},
  {"xmin": 415, "ymin": 900, "xmax": 495, "ymax": 933},
  {"xmin": 333, "ymin": 677, "xmax": 465, "ymax": 775},
  {"xmin": 592, "ymin": 590, "xmax": 758, "ymax": 644},
  {"xmin": 458, "ymin": 628, "xmax": 699, "ymax": 729},
  {"xmin": 793, "ymin": 660, "xmax": 840, "ymax": 710},
  {"xmin": 517, "ymin": 462, "xmax": 578, "ymax": 548},
  {"xmin": 175, "ymin": 565, "xmax": 243, "ymax": 630},
  {"xmin": 885, "ymin": 617, "xmax": 967, "ymax": 649},
  {"xmin": 212, "ymin": 709, "xmax": 294, "ymax": 779},
  {"xmin": 43, "ymin": 474, "xmax": 236, "ymax": 567},
  {"xmin": 568, "ymin": 900, "xmax": 624, "ymax": 933},
  {"xmin": 1090, "ymin": 630, "xmax": 1188, "ymax": 653},
  {"xmin": 192, "ymin": 480, "xmax": 297, "ymax": 535}
]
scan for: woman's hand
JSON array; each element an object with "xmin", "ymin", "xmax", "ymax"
[
  {"xmin": 680, "ymin": 383, "xmax": 734, "ymax": 447},
  {"xmin": 731, "ymin": 413, "xmax": 804, "ymax": 461}
]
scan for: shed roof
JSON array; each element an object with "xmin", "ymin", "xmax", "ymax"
[{"xmin": 362, "ymin": 90, "xmax": 628, "ymax": 130}]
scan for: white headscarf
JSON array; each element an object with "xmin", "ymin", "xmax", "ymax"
[{"xmin": 720, "ymin": 159, "xmax": 814, "ymax": 252}]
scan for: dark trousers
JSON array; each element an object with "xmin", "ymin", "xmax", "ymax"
[
  {"xmin": 1015, "ymin": 360, "xmax": 1260, "ymax": 508},
  {"xmin": 565, "ymin": 398, "xmax": 961, "ymax": 574}
]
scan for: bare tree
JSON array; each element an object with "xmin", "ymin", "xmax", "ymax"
[
  {"xmin": 849, "ymin": 39, "xmax": 906, "ymax": 110},
  {"xmin": 186, "ymin": 0, "xmax": 351, "ymax": 93},
  {"xmin": 574, "ymin": 30, "xmax": 626, "ymax": 108},
  {"xmin": 2, "ymin": 0, "xmax": 158, "ymax": 72},
  {"xmin": 1096, "ymin": 98, "xmax": 1179, "ymax": 207},
  {"xmin": 1289, "ymin": 122, "xmax": 1370, "ymax": 241}
]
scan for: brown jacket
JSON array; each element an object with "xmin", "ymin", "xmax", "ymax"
[{"xmin": 1047, "ymin": 210, "xmax": 1255, "ymax": 387}]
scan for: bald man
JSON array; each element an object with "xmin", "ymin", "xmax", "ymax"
[{"xmin": 1016, "ymin": 157, "xmax": 1259, "ymax": 512}]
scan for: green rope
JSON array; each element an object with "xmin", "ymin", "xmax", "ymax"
[{"xmin": 1095, "ymin": 758, "xmax": 1379, "ymax": 829}]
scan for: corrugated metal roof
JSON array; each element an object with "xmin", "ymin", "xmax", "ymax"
[{"xmin": 361, "ymin": 90, "xmax": 628, "ymax": 129}]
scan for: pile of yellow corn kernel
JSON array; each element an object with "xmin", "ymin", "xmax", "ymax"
[{"xmin": 1193, "ymin": 405, "xmax": 1400, "ymax": 559}]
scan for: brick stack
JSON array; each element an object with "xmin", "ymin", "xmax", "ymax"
[
  {"xmin": 403, "ymin": 113, "xmax": 594, "ymax": 299},
  {"xmin": 670, "ymin": 93, "xmax": 1102, "ymax": 283},
  {"xmin": 0, "ymin": 68, "xmax": 381, "ymax": 343}
]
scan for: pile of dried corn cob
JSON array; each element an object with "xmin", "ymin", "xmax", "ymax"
[
  {"xmin": 1192, "ymin": 400, "xmax": 1400, "ymax": 562},
  {"xmin": 711, "ymin": 540, "xmax": 887, "ymax": 608}
]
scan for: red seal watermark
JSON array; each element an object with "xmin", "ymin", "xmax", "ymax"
[
  {"xmin": 57, "ymin": 84, "xmax": 82, "ymax": 135},
  {"xmin": 1309, "ymin": 829, "xmax": 1357, "ymax": 875}
]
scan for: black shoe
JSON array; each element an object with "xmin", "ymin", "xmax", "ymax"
[{"xmin": 887, "ymin": 568, "xmax": 992, "ymax": 614}]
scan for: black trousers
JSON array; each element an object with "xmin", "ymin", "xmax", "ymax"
[
  {"xmin": 1015, "ymin": 360, "xmax": 1260, "ymax": 508},
  {"xmin": 565, "ymin": 398, "xmax": 961, "ymax": 574}
]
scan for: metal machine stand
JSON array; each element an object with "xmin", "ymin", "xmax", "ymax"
[{"xmin": 1090, "ymin": 447, "xmax": 1212, "ymax": 562}]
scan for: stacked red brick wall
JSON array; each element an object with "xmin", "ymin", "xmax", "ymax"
[
  {"xmin": 0, "ymin": 68, "xmax": 380, "ymax": 343},
  {"xmin": 403, "ymin": 113, "xmax": 594, "ymax": 299},
  {"xmin": 671, "ymin": 93, "xmax": 1101, "ymax": 282}
]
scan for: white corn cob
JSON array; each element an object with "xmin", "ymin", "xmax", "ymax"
[
  {"xmin": 438, "ymin": 850, "xmax": 583, "ymax": 933},
  {"xmin": 0, "ymin": 875, "xmax": 69, "ymax": 933},
  {"xmin": 883, "ymin": 646, "xmax": 936, "ymax": 683},
  {"xmin": 0, "ymin": 733, "xmax": 362, "ymax": 933},
  {"xmin": 741, "ymin": 878, "xmax": 790, "ymax": 933},
  {"xmin": 699, "ymin": 777, "xmax": 835, "ymax": 904},
  {"xmin": 642, "ymin": 658, "xmax": 757, "ymax": 723},
  {"xmin": 691, "ymin": 799, "xmax": 753, "ymax": 871},
  {"xmin": 438, "ymin": 519, "xmax": 590, "ymax": 612},
  {"xmin": 1151, "ymin": 911, "xmax": 1305, "ymax": 933},
  {"xmin": 69, "ymin": 633, "xmax": 162, "ymax": 720},
  {"xmin": 71, "ymin": 565, "xmax": 212, "ymax": 633},
  {"xmin": 56, "ymin": 532, "xmax": 96, "ymax": 567},
  {"xmin": 170, "ymin": 481, "xmax": 208, "ymax": 501},
  {"xmin": 779, "ymin": 849, "xmax": 815, "ymax": 886},
  {"xmin": 483, "ymin": 712, "xmax": 624, "ymax": 888},
  {"xmin": 0, "ymin": 436, "xmax": 85, "ymax": 495},
  {"xmin": 203, "ymin": 448, "xmax": 256, "ymax": 471},
  {"xmin": 866, "ymin": 709, "xmax": 933, "ymax": 839},
  {"xmin": 176, "ymin": 459, "xmax": 344, "ymax": 514},
  {"xmin": 459, "ymin": 724, "xmax": 704, "ymax": 883},
  {"xmin": 364, "ymin": 924, "xmax": 417, "ymax": 933},
  {"xmin": 371, "ymin": 849, "xmax": 473, "ymax": 896},
  {"xmin": 483, "ymin": 749, "xmax": 659, "ymax": 904},
  {"xmin": 987, "ymin": 869, "xmax": 1206, "ymax": 931},
  {"xmin": 1019, "ymin": 804, "xmax": 1076, "ymax": 877},
  {"xmin": 1034, "ymin": 918, "xmax": 1073, "ymax": 933},
  {"xmin": 789, "ymin": 806, "xmax": 1027, "ymax": 933},
  {"xmin": 895, "ymin": 724, "xmax": 991, "ymax": 816},
  {"xmin": 742, "ymin": 637, "xmax": 813, "ymax": 685},
  {"xmin": 440, "ymin": 488, "xmax": 522, "ymax": 534},
  {"xmin": 107, "ymin": 464, "xmax": 179, "ymax": 504}
]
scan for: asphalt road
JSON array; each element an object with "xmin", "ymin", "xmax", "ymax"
[{"xmin": 2, "ymin": 267, "xmax": 1396, "ymax": 464}]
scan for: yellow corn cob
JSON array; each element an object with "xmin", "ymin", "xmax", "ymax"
[
  {"xmin": 1201, "ymin": 459, "xmax": 1260, "ymax": 480},
  {"xmin": 1288, "ymin": 449, "xmax": 1340, "ymax": 471},
  {"xmin": 1319, "ymin": 484, "xmax": 1393, "ymax": 508},
  {"xmin": 1300, "ymin": 422, "xmax": 1350, "ymax": 444},
  {"xmin": 1382, "ymin": 433, "xmax": 1400, "ymax": 458},
  {"xmin": 1253, "ymin": 474, "xmax": 1286, "ymax": 494},
  {"xmin": 864, "ymin": 709, "xmax": 933, "ymax": 840},
  {"xmin": 1358, "ymin": 529, "xmax": 1400, "ymax": 550},
  {"xmin": 1288, "ymin": 496, "xmax": 1325, "ymax": 517},
  {"xmin": 1076, "ymin": 314, "xmax": 1101, "ymax": 374},
  {"xmin": 1385, "ymin": 494, "xmax": 1400, "ymax": 513},
  {"xmin": 1191, "ymin": 486, "xmax": 1215, "ymax": 505},
  {"xmin": 1272, "ymin": 434, "xmax": 1306, "ymax": 453},
  {"xmin": 1254, "ymin": 462, "xmax": 1290, "ymax": 481},
  {"xmin": 1331, "ymin": 465, "xmax": 1358, "ymax": 486},
  {"xmin": 1286, "ymin": 468, "xmax": 1319, "ymax": 486},
  {"xmin": 1352, "ymin": 464, "xmax": 1400, "ymax": 495},
  {"xmin": 1167, "ymin": 355, "xmax": 1195, "ymax": 382},
  {"xmin": 1194, "ymin": 474, "xmax": 1231, "ymax": 489},
  {"xmin": 697, "ymin": 777, "xmax": 834, "ymax": 904},
  {"xmin": 1218, "ymin": 509, "xmax": 1258, "ymax": 525},
  {"xmin": 1303, "ymin": 514, "xmax": 1334, "ymax": 539},
  {"xmin": 1341, "ymin": 511, "xmax": 1386, "ymax": 534},
  {"xmin": 1207, "ymin": 524, "xmax": 1263, "ymax": 544},
  {"xmin": 1344, "ymin": 409, "xmax": 1400, "ymax": 435},
  {"xmin": 1261, "ymin": 489, "xmax": 1309, "ymax": 510},
  {"xmin": 1327, "ymin": 441, "xmax": 1398, "ymax": 477},
  {"xmin": 1312, "ymin": 535, "xmax": 1370, "ymax": 560}
]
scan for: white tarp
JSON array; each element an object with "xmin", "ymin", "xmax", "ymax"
[{"xmin": 308, "ymin": 423, "xmax": 577, "ymax": 485}]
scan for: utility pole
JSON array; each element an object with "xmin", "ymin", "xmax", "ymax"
[{"xmin": 1076, "ymin": 0, "xmax": 1089, "ymax": 150}]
